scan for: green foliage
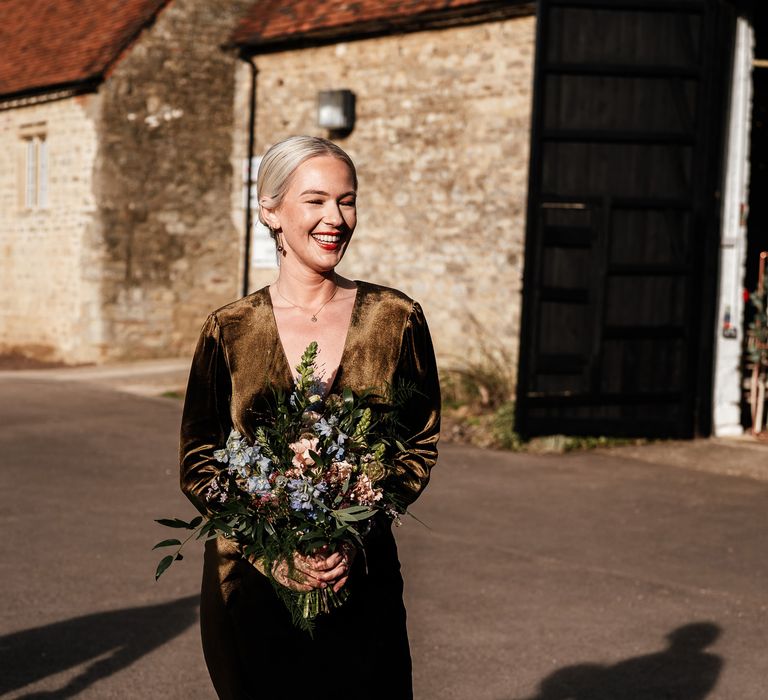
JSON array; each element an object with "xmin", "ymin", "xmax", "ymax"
[
  {"xmin": 492, "ymin": 401, "xmax": 524, "ymax": 450},
  {"xmin": 440, "ymin": 316, "xmax": 516, "ymax": 412},
  {"xmin": 352, "ymin": 407, "xmax": 372, "ymax": 441},
  {"xmin": 440, "ymin": 320, "xmax": 519, "ymax": 449},
  {"xmin": 295, "ymin": 341, "xmax": 319, "ymax": 393},
  {"xmin": 155, "ymin": 555, "xmax": 174, "ymax": 580},
  {"xmin": 747, "ymin": 284, "xmax": 768, "ymax": 367},
  {"xmin": 161, "ymin": 390, "xmax": 185, "ymax": 400},
  {"xmin": 440, "ymin": 363, "xmax": 514, "ymax": 412},
  {"xmin": 154, "ymin": 516, "xmax": 202, "ymax": 529}
]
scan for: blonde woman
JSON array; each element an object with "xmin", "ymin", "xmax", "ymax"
[{"xmin": 180, "ymin": 136, "xmax": 440, "ymax": 699}]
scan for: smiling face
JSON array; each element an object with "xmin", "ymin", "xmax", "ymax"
[{"xmin": 262, "ymin": 155, "xmax": 357, "ymax": 274}]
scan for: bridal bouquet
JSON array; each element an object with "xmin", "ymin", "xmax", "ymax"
[{"xmin": 154, "ymin": 342, "xmax": 413, "ymax": 632}]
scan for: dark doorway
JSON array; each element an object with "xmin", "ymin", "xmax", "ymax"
[
  {"xmin": 517, "ymin": 0, "xmax": 736, "ymax": 438},
  {"xmin": 743, "ymin": 3, "xmax": 768, "ymax": 426}
]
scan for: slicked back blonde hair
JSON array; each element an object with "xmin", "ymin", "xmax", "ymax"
[{"xmin": 257, "ymin": 135, "xmax": 357, "ymax": 236}]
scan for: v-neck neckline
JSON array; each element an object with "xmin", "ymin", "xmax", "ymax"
[{"xmin": 265, "ymin": 280, "xmax": 363, "ymax": 395}]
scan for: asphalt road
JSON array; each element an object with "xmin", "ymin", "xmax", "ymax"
[{"xmin": 1, "ymin": 377, "xmax": 766, "ymax": 699}]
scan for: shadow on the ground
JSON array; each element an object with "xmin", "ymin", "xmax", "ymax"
[
  {"xmin": 515, "ymin": 622, "xmax": 723, "ymax": 700},
  {"xmin": 0, "ymin": 595, "xmax": 198, "ymax": 698}
]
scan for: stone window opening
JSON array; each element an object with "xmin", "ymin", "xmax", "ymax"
[{"xmin": 19, "ymin": 125, "xmax": 48, "ymax": 211}]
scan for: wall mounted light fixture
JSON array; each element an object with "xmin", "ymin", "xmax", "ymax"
[{"xmin": 317, "ymin": 89, "xmax": 356, "ymax": 133}]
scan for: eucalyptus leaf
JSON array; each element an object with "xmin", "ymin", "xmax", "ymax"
[
  {"xmin": 333, "ymin": 506, "xmax": 376, "ymax": 522},
  {"xmin": 299, "ymin": 530, "xmax": 324, "ymax": 542},
  {"xmin": 336, "ymin": 505, "xmax": 375, "ymax": 515},
  {"xmin": 155, "ymin": 517, "xmax": 193, "ymax": 529},
  {"xmin": 155, "ymin": 555, "xmax": 174, "ymax": 580},
  {"xmin": 152, "ymin": 539, "xmax": 181, "ymax": 550},
  {"xmin": 197, "ymin": 521, "xmax": 215, "ymax": 539}
]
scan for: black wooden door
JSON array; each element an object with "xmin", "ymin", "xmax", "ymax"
[{"xmin": 516, "ymin": 0, "xmax": 736, "ymax": 438}]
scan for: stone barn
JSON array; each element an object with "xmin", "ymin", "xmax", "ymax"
[
  {"xmin": 0, "ymin": 0, "xmax": 252, "ymax": 363},
  {"xmin": 229, "ymin": 0, "xmax": 537, "ymax": 375},
  {"xmin": 3, "ymin": 0, "xmax": 763, "ymax": 439}
]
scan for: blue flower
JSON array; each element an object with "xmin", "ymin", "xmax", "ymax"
[
  {"xmin": 229, "ymin": 443, "xmax": 258, "ymax": 471},
  {"xmin": 314, "ymin": 417, "xmax": 333, "ymax": 437},
  {"xmin": 246, "ymin": 475, "xmax": 272, "ymax": 495},
  {"xmin": 286, "ymin": 478, "xmax": 328, "ymax": 514},
  {"xmin": 287, "ymin": 478, "xmax": 315, "ymax": 512},
  {"xmin": 256, "ymin": 454, "xmax": 272, "ymax": 475},
  {"xmin": 325, "ymin": 442, "xmax": 345, "ymax": 460}
]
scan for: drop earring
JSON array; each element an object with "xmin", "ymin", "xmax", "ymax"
[{"xmin": 272, "ymin": 228, "xmax": 284, "ymax": 253}]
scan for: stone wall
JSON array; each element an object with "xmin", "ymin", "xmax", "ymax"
[
  {"xmin": 1, "ymin": 0, "xmax": 255, "ymax": 364},
  {"xmin": 96, "ymin": 0, "xmax": 254, "ymax": 361},
  {"xmin": 237, "ymin": 14, "xmax": 536, "ymax": 374},
  {"xmin": 0, "ymin": 94, "xmax": 103, "ymax": 363},
  {"xmin": 1, "ymin": 8, "xmax": 537, "ymax": 368}
]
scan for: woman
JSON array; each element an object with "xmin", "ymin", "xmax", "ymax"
[{"xmin": 180, "ymin": 136, "xmax": 440, "ymax": 700}]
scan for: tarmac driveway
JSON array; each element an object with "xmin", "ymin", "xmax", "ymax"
[{"xmin": 0, "ymin": 377, "xmax": 766, "ymax": 699}]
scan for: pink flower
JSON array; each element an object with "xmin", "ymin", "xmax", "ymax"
[
  {"xmin": 289, "ymin": 437, "xmax": 319, "ymax": 470},
  {"xmin": 327, "ymin": 460, "xmax": 354, "ymax": 486},
  {"xmin": 351, "ymin": 474, "xmax": 383, "ymax": 506}
]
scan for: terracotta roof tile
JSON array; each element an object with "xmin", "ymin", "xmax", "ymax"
[
  {"xmin": 232, "ymin": 0, "xmax": 519, "ymax": 48},
  {"xmin": 0, "ymin": 0, "xmax": 170, "ymax": 98}
]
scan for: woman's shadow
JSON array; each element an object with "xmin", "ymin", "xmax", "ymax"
[
  {"xmin": 0, "ymin": 595, "xmax": 198, "ymax": 699},
  {"xmin": 518, "ymin": 622, "xmax": 723, "ymax": 700}
]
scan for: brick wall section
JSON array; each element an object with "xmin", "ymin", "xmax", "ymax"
[
  {"xmin": 95, "ymin": 0, "xmax": 253, "ymax": 361},
  {"xmin": 0, "ymin": 95, "xmax": 104, "ymax": 363},
  {"xmin": 236, "ymin": 15, "xmax": 536, "ymax": 372}
]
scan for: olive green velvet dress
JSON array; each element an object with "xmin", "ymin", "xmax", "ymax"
[{"xmin": 179, "ymin": 280, "xmax": 441, "ymax": 700}]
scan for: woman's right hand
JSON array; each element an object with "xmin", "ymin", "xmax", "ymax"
[
  {"xmin": 249, "ymin": 554, "xmax": 312, "ymax": 592},
  {"xmin": 271, "ymin": 553, "xmax": 322, "ymax": 592}
]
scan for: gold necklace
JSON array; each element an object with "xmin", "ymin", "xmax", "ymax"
[{"xmin": 274, "ymin": 280, "xmax": 339, "ymax": 322}]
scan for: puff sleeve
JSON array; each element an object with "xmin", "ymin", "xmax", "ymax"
[
  {"xmin": 179, "ymin": 312, "xmax": 233, "ymax": 515},
  {"xmin": 386, "ymin": 301, "xmax": 441, "ymax": 509}
]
